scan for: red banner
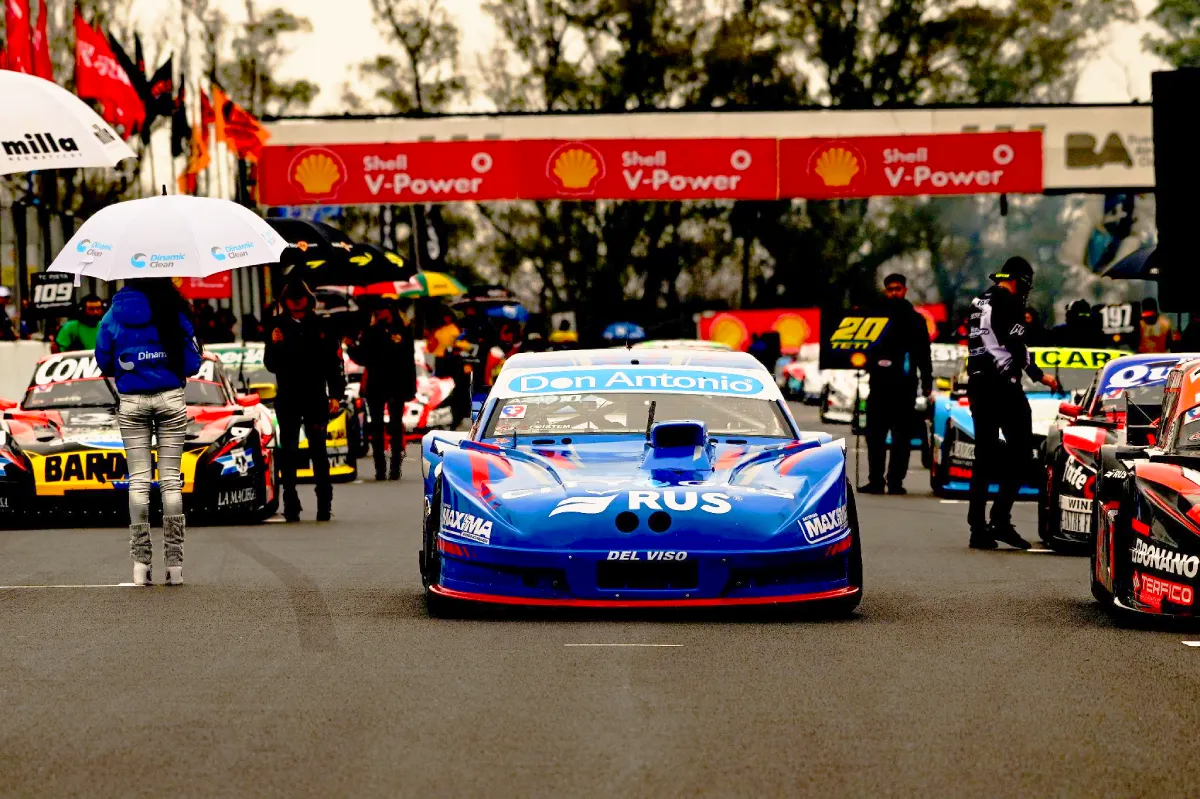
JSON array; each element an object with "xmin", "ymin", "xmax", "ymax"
[
  {"xmin": 778, "ymin": 132, "xmax": 1043, "ymax": 198},
  {"xmin": 179, "ymin": 273, "xmax": 231, "ymax": 300},
  {"xmin": 73, "ymin": 10, "xmax": 144, "ymax": 137},
  {"xmin": 5, "ymin": 0, "xmax": 32, "ymax": 74},
  {"xmin": 258, "ymin": 131, "xmax": 1043, "ymax": 205},
  {"xmin": 30, "ymin": 0, "xmax": 51, "ymax": 80},
  {"xmin": 699, "ymin": 304, "xmax": 947, "ymax": 352},
  {"xmin": 517, "ymin": 139, "xmax": 776, "ymax": 200},
  {"xmin": 258, "ymin": 141, "xmax": 520, "ymax": 206},
  {"xmin": 697, "ymin": 309, "xmax": 821, "ymax": 354}
]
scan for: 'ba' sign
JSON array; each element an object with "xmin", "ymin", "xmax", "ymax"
[{"xmin": 506, "ymin": 369, "xmax": 765, "ymax": 396}]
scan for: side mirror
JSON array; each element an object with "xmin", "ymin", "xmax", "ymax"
[
  {"xmin": 250, "ymin": 383, "xmax": 277, "ymax": 401},
  {"xmin": 1059, "ymin": 402, "xmax": 1081, "ymax": 418},
  {"xmin": 236, "ymin": 393, "xmax": 261, "ymax": 408},
  {"xmin": 470, "ymin": 400, "xmax": 483, "ymax": 424},
  {"xmin": 0, "ymin": 398, "xmax": 17, "ymax": 411}
]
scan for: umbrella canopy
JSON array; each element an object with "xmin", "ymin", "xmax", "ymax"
[
  {"xmin": 49, "ymin": 195, "xmax": 285, "ymax": 284},
  {"xmin": 266, "ymin": 218, "xmax": 354, "ymax": 262},
  {"xmin": 286, "ymin": 242, "xmax": 412, "ymax": 287},
  {"xmin": 1102, "ymin": 246, "xmax": 1159, "ymax": 280},
  {"xmin": 485, "ymin": 303, "xmax": 529, "ymax": 322},
  {"xmin": 353, "ymin": 272, "xmax": 466, "ymax": 299},
  {"xmin": 602, "ymin": 322, "xmax": 646, "ymax": 341},
  {"xmin": 0, "ymin": 72, "xmax": 136, "ymax": 175}
]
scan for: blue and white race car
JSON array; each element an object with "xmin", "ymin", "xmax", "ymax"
[
  {"xmin": 419, "ymin": 349, "xmax": 862, "ymax": 616},
  {"xmin": 929, "ymin": 347, "xmax": 1125, "ymax": 496}
]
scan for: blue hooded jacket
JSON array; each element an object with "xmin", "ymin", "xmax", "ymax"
[{"xmin": 94, "ymin": 287, "xmax": 203, "ymax": 395}]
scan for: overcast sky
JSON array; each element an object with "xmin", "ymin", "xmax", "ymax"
[{"xmin": 129, "ymin": 0, "xmax": 1172, "ymax": 114}]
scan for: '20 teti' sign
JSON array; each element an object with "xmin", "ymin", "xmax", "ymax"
[{"xmin": 819, "ymin": 310, "xmax": 894, "ymax": 370}]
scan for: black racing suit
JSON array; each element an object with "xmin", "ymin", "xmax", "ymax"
[
  {"xmin": 348, "ymin": 321, "xmax": 417, "ymax": 479},
  {"xmin": 864, "ymin": 299, "xmax": 933, "ymax": 490},
  {"xmin": 265, "ymin": 311, "xmax": 346, "ymax": 511},
  {"xmin": 965, "ymin": 285, "xmax": 1044, "ymax": 530}
]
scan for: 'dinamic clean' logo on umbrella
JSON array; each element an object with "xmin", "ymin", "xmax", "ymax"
[
  {"xmin": 75, "ymin": 239, "xmax": 113, "ymax": 257},
  {"xmin": 210, "ymin": 242, "xmax": 256, "ymax": 261},
  {"xmin": 130, "ymin": 252, "xmax": 187, "ymax": 269}
]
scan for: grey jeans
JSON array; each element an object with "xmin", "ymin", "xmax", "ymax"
[{"xmin": 117, "ymin": 388, "xmax": 188, "ymax": 525}]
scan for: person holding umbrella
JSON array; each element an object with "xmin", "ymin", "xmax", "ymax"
[
  {"xmin": 94, "ymin": 278, "xmax": 202, "ymax": 586},
  {"xmin": 266, "ymin": 278, "xmax": 346, "ymax": 521},
  {"xmin": 348, "ymin": 301, "xmax": 417, "ymax": 480}
]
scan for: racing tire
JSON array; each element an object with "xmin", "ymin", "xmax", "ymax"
[
  {"xmin": 1038, "ymin": 444, "xmax": 1065, "ymax": 549},
  {"xmin": 929, "ymin": 438, "xmax": 949, "ymax": 496},
  {"xmin": 921, "ymin": 421, "xmax": 933, "ymax": 470},
  {"xmin": 421, "ymin": 479, "xmax": 467, "ymax": 619},
  {"xmin": 821, "ymin": 481, "xmax": 863, "ymax": 618}
]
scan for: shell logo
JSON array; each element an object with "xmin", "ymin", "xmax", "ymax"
[
  {"xmin": 547, "ymin": 142, "xmax": 605, "ymax": 195},
  {"xmin": 288, "ymin": 147, "xmax": 348, "ymax": 201},
  {"xmin": 771, "ymin": 313, "xmax": 811, "ymax": 352},
  {"xmin": 707, "ymin": 314, "xmax": 750, "ymax": 350},
  {"xmin": 809, "ymin": 143, "xmax": 864, "ymax": 189}
]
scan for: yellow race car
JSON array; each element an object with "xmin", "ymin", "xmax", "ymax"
[{"xmin": 206, "ymin": 342, "xmax": 361, "ymax": 483}]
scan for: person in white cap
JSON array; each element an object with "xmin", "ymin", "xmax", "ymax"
[{"xmin": 0, "ymin": 287, "xmax": 17, "ymax": 341}]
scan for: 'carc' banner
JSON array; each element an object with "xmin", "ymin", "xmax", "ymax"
[
  {"xmin": 696, "ymin": 309, "xmax": 820, "ymax": 354},
  {"xmin": 258, "ymin": 131, "xmax": 1044, "ymax": 206},
  {"xmin": 779, "ymin": 132, "xmax": 1043, "ymax": 198}
]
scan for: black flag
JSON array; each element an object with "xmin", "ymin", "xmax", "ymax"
[{"xmin": 171, "ymin": 74, "xmax": 191, "ymax": 158}]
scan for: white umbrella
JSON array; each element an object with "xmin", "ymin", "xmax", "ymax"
[
  {"xmin": 0, "ymin": 71, "xmax": 136, "ymax": 175},
  {"xmin": 49, "ymin": 195, "xmax": 287, "ymax": 284}
]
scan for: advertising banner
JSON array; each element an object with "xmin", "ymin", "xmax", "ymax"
[
  {"xmin": 696, "ymin": 309, "xmax": 820, "ymax": 354},
  {"xmin": 179, "ymin": 272, "xmax": 232, "ymax": 300},
  {"xmin": 258, "ymin": 141, "xmax": 520, "ymax": 206},
  {"xmin": 517, "ymin": 138, "xmax": 777, "ymax": 200},
  {"xmin": 779, "ymin": 132, "xmax": 1043, "ymax": 198},
  {"xmin": 259, "ymin": 132, "xmax": 1044, "ymax": 205}
]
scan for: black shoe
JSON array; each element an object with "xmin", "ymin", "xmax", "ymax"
[
  {"xmin": 887, "ymin": 485, "xmax": 907, "ymax": 495},
  {"xmin": 375, "ymin": 470, "xmax": 387, "ymax": 481},
  {"xmin": 989, "ymin": 521, "xmax": 1032, "ymax": 550},
  {"xmin": 316, "ymin": 487, "xmax": 332, "ymax": 522},
  {"xmin": 969, "ymin": 530, "xmax": 998, "ymax": 549},
  {"xmin": 857, "ymin": 482, "xmax": 885, "ymax": 494},
  {"xmin": 388, "ymin": 470, "xmax": 401, "ymax": 481},
  {"xmin": 283, "ymin": 492, "xmax": 302, "ymax": 523}
]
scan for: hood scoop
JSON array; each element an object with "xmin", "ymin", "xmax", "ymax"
[{"xmin": 640, "ymin": 420, "xmax": 714, "ymax": 479}]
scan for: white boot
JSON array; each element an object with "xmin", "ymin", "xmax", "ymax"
[
  {"xmin": 133, "ymin": 561, "xmax": 152, "ymax": 586},
  {"xmin": 165, "ymin": 566, "xmax": 183, "ymax": 585}
]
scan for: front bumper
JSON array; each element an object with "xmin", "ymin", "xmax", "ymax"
[{"xmin": 434, "ymin": 537, "xmax": 857, "ymax": 605}]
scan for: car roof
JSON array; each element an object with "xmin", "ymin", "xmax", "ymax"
[{"xmin": 503, "ymin": 348, "xmax": 768, "ymax": 371}]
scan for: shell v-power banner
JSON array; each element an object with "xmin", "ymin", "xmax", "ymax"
[{"xmin": 258, "ymin": 131, "xmax": 1042, "ymax": 206}]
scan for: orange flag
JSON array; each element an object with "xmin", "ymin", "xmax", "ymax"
[{"xmin": 211, "ymin": 82, "xmax": 269, "ymax": 161}]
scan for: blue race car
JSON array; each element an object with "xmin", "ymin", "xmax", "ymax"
[
  {"xmin": 419, "ymin": 349, "xmax": 862, "ymax": 616},
  {"xmin": 928, "ymin": 347, "xmax": 1125, "ymax": 496}
]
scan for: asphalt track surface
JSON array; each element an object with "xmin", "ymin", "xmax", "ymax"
[{"xmin": 5, "ymin": 404, "xmax": 1200, "ymax": 798}]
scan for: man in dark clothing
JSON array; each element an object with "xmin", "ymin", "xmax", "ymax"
[
  {"xmin": 859, "ymin": 274, "xmax": 934, "ymax": 496},
  {"xmin": 265, "ymin": 279, "xmax": 346, "ymax": 522},
  {"xmin": 965, "ymin": 257, "xmax": 1060, "ymax": 550},
  {"xmin": 348, "ymin": 303, "xmax": 417, "ymax": 481},
  {"xmin": 1051, "ymin": 300, "xmax": 1104, "ymax": 348}
]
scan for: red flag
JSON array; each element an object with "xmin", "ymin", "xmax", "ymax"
[
  {"xmin": 31, "ymin": 0, "xmax": 52, "ymax": 80},
  {"xmin": 74, "ymin": 10, "xmax": 144, "ymax": 139},
  {"xmin": 211, "ymin": 83, "xmax": 269, "ymax": 161},
  {"xmin": 5, "ymin": 0, "xmax": 33, "ymax": 73}
]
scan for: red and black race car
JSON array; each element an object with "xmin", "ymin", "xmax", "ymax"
[
  {"xmin": 0, "ymin": 350, "xmax": 278, "ymax": 524},
  {"xmin": 1039, "ymin": 353, "xmax": 1197, "ymax": 551},
  {"xmin": 1091, "ymin": 358, "xmax": 1200, "ymax": 617}
]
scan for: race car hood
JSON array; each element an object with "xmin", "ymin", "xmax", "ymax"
[
  {"xmin": 434, "ymin": 428, "xmax": 849, "ymax": 552},
  {"xmin": 6, "ymin": 405, "xmax": 241, "ymax": 452},
  {"xmin": 948, "ymin": 394, "xmax": 1063, "ymax": 439}
]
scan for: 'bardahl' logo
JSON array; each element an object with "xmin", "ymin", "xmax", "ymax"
[{"xmin": 1065, "ymin": 132, "xmax": 1132, "ymax": 169}]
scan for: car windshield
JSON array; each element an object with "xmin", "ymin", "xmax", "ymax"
[
  {"xmin": 185, "ymin": 379, "xmax": 230, "ymax": 406},
  {"xmin": 213, "ymin": 348, "xmax": 274, "ymax": 393},
  {"xmin": 23, "ymin": 379, "xmax": 117, "ymax": 409},
  {"xmin": 1094, "ymin": 359, "xmax": 1180, "ymax": 412},
  {"xmin": 484, "ymin": 392, "xmax": 793, "ymax": 439}
]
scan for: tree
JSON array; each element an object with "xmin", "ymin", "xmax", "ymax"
[
  {"xmin": 221, "ymin": 0, "xmax": 319, "ymax": 115},
  {"xmin": 350, "ymin": 0, "xmax": 465, "ymax": 113},
  {"xmin": 1144, "ymin": 0, "xmax": 1200, "ymax": 68}
]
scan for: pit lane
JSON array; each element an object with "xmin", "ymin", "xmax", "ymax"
[{"xmin": 2, "ymin": 403, "xmax": 1199, "ymax": 796}]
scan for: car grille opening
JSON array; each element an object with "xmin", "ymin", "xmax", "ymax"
[
  {"xmin": 726, "ymin": 560, "xmax": 845, "ymax": 590},
  {"xmin": 597, "ymin": 560, "xmax": 699, "ymax": 590}
]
